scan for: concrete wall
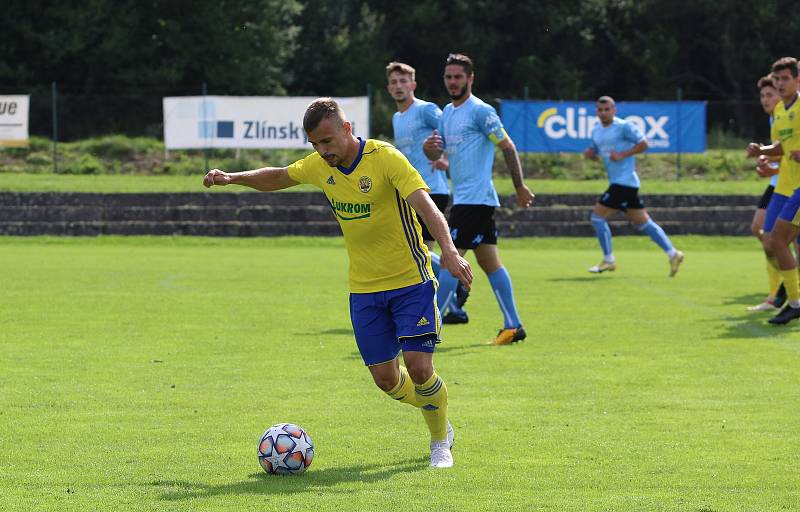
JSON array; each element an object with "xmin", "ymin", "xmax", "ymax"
[{"xmin": 0, "ymin": 192, "xmax": 758, "ymax": 237}]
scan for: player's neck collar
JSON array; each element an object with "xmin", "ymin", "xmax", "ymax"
[
  {"xmin": 337, "ymin": 137, "xmax": 366, "ymax": 175},
  {"xmin": 784, "ymin": 92, "xmax": 799, "ymax": 110}
]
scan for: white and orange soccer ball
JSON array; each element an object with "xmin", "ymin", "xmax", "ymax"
[{"xmin": 257, "ymin": 423, "xmax": 314, "ymax": 475}]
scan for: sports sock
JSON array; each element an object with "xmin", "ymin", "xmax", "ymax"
[
  {"xmin": 487, "ymin": 267, "xmax": 522, "ymax": 329},
  {"xmin": 779, "ymin": 268, "xmax": 800, "ymax": 306},
  {"xmin": 767, "ymin": 256, "xmax": 782, "ymax": 297},
  {"xmin": 436, "ymin": 269, "xmax": 464, "ymax": 316},
  {"xmin": 590, "ymin": 213, "xmax": 613, "ymax": 259},
  {"xmin": 385, "ymin": 366, "xmax": 421, "ymax": 408},
  {"xmin": 415, "ymin": 372, "xmax": 449, "ymax": 442},
  {"xmin": 638, "ymin": 219, "xmax": 674, "ymax": 254},
  {"xmin": 429, "ymin": 251, "xmax": 441, "ymax": 276}
]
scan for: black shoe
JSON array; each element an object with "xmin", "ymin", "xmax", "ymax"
[
  {"xmin": 442, "ymin": 311, "xmax": 469, "ymax": 324},
  {"xmin": 774, "ymin": 283, "xmax": 787, "ymax": 308},
  {"xmin": 768, "ymin": 304, "xmax": 800, "ymax": 325},
  {"xmin": 455, "ymin": 282, "xmax": 470, "ymax": 308}
]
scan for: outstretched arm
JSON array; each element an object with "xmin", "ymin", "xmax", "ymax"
[
  {"xmin": 203, "ymin": 167, "xmax": 298, "ymax": 191},
  {"xmin": 497, "ymin": 138, "xmax": 534, "ymax": 208},
  {"xmin": 406, "ymin": 189, "xmax": 473, "ymax": 289}
]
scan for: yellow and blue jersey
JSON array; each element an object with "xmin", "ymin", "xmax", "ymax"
[
  {"xmin": 771, "ymin": 94, "xmax": 800, "ymax": 196},
  {"xmin": 287, "ymin": 138, "xmax": 434, "ymax": 293}
]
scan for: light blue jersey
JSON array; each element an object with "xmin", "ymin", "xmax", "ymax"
[
  {"xmin": 439, "ymin": 95, "xmax": 505, "ymax": 206},
  {"xmin": 590, "ymin": 117, "xmax": 646, "ymax": 188},
  {"xmin": 392, "ymin": 99, "xmax": 449, "ymax": 196}
]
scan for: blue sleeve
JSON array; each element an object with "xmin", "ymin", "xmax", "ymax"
[
  {"xmin": 475, "ymin": 103, "xmax": 506, "ymax": 142},
  {"xmin": 423, "ymin": 103, "xmax": 442, "ymax": 130},
  {"xmin": 624, "ymin": 121, "xmax": 645, "ymax": 144},
  {"xmin": 438, "ymin": 116, "xmax": 445, "ymax": 148}
]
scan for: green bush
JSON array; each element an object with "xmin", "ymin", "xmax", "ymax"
[
  {"xmin": 25, "ymin": 151, "xmax": 52, "ymax": 167},
  {"xmin": 58, "ymin": 154, "xmax": 102, "ymax": 174}
]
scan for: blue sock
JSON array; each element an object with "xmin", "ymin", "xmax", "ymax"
[
  {"xmin": 638, "ymin": 219, "xmax": 674, "ymax": 254},
  {"xmin": 487, "ymin": 267, "xmax": 522, "ymax": 329},
  {"xmin": 590, "ymin": 213, "xmax": 613, "ymax": 259},
  {"xmin": 429, "ymin": 251, "xmax": 441, "ymax": 276},
  {"xmin": 436, "ymin": 269, "xmax": 461, "ymax": 317}
]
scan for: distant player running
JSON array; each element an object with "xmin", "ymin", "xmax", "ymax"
[
  {"xmin": 386, "ymin": 61, "xmax": 469, "ymax": 310},
  {"xmin": 203, "ymin": 98, "xmax": 473, "ymax": 467},
  {"xmin": 746, "ymin": 74, "xmax": 786, "ymax": 311},
  {"xmin": 423, "ymin": 53, "xmax": 534, "ymax": 345},
  {"xmin": 747, "ymin": 57, "xmax": 800, "ymax": 325},
  {"xmin": 583, "ymin": 96, "xmax": 684, "ymax": 276}
]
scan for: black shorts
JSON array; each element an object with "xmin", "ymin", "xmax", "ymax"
[
  {"xmin": 418, "ymin": 193, "xmax": 450, "ymax": 241},
  {"xmin": 758, "ymin": 184, "xmax": 775, "ymax": 210},
  {"xmin": 448, "ymin": 205, "xmax": 498, "ymax": 249},
  {"xmin": 598, "ymin": 184, "xmax": 645, "ymax": 211}
]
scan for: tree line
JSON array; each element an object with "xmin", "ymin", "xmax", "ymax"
[{"xmin": 2, "ymin": 0, "xmax": 798, "ymax": 139}]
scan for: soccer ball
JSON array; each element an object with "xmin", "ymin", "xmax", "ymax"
[{"xmin": 257, "ymin": 423, "xmax": 314, "ymax": 475}]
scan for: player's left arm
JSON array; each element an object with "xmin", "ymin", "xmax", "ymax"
[
  {"xmin": 406, "ymin": 189, "xmax": 472, "ymax": 289},
  {"xmin": 497, "ymin": 137, "xmax": 534, "ymax": 208},
  {"xmin": 610, "ymin": 139, "xmax": 648, "ymax": 161}
]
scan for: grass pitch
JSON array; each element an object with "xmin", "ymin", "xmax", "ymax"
[{"xmin": 1, "ymin": 236, "xmax": 798, "ymax": 511}]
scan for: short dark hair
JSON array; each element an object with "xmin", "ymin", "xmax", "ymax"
[
  {"xmin": 445, "ymin": 53, "xmax": 474, "ymax": 75},
  {"xmin": 771, "ymin": 57, "xmax": 799, "ymax": 78},
  {"xmin": 303, "ymin": 97, "xmax": 344, "ymax": 134},
  {"xmin": 597, "ymin": 96, "xmax": 616, "ymax": 105},
  {"xmin": 385, "ymin": 61, "xmax": 416, "ymax": 81},
  {"xmin": 757, "ymin": 74, "xmax": 777, "ymax": 90}
]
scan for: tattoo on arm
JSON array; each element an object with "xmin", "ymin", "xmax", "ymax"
[{"xmin": 502, "ymin": 146, "xmax": 524, "ymax": 188}]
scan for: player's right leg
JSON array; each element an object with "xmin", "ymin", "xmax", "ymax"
[
  {"xmin": 589, "ymin": 201, "xmax": 618, "ymax": 273},
  {"xmin": 750, "ymin": 192, "xmax": 789, "ymax": 311}
]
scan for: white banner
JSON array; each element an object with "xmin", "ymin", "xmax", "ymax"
[
  {"xmin": 162, "ymin": 96, "xmax": 369, "ymax": 149},
  {"xmin": 0, "ymin": 95, "xmax": 29, "ymax": 147}
]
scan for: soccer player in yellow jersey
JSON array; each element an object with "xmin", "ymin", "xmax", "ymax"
[
  {"xmin": 203, "ymin": 98, "xmax": 473, "ymax": 467},
  {"xmin": 747, "ymin": 57, "xmax": 800, "ymax": 324}
]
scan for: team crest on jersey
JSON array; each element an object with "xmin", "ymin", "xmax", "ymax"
[
  {"xmin": 326, "ymin": 176, "xmax": 336, "ymax": 185},
  {"xmin": 359, "ymin": 176, "xmax": 372, "ymax": 193},
  {"xmin": 790, "ymin": 112, "xmax": 796, "ymax": 121}
]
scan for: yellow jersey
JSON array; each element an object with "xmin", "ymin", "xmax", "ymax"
[
  {"xmin": 287, "ymin": 138, "xmax": 434, "ymax": 293},
  {"xmin": 771, "ymin": 94, "xmax": 800, "ymax": 196}
]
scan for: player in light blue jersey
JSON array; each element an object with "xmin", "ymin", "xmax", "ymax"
[
  {"xmin": 386, "ymin": 61, "xmax": 470, "ymax": 312},
  {"xmin": 424, "ymin": 53, "xmax": 535, "ymax": 345},
  {"xmin": 583, "ymin": 96, "xmax": 684, "ymax": 276}
]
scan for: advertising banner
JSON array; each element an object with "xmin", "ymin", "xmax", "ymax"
[
  {"xmin": 0, "ymin": 95, "xmax": 29, "ymax": 147},
  {"xmin": 502, "ymin": 100, "xmax": 706, "ymax": 153},
  {"xmin": 163, "ymin": 96, "xmax": 369, "ymax": 149}
]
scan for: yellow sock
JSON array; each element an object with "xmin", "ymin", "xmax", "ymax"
[
  {"xmin": 767, "ymin": 257, "xmax": 782, "ymax": 297},
  {"xmin": 780, "ymin": 268, "xmax": 800, "ymax": 303},
  {"xmin": 415, "ymin": 372, "xmax": 448, "ymax": 442},
  {"xmin": 386, "ymin": 366, "xmax": 421, "ymax": 408}
]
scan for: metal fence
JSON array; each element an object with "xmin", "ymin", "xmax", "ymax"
[{"xmin": 0, "ymin": 83, "xmax": 772, "ymax": 146}]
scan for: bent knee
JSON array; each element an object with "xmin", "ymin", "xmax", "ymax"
[{"xmin": 406, "ymin": 363, "xmax": 433, "ymax": 385}]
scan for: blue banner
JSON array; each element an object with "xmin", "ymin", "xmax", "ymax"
[{"xmin": 501, "ymin": 100, "xmax": 706, "ymax": 153}]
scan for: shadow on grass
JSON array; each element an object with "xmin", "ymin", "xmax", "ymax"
[
  {"xmin": 306, "ymin": 328, "xmax": 354, "ymax": 336},
  {"xmin": 152, "ymin": 457, "xmax": 427, "ymax": 500},
  {"xmin": 721, "ymin": 293, "xmax": 769, "ymax": 307},
  {"xmin": 714, "ymin": 314, "xmax": 785, "ymax": 339}
]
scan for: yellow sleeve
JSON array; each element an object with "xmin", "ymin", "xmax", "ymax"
[
  {"xmin": 286, "ymin": 153, "xmax": 322, "ymax": 187},
  {"xmin": 382, "ymin": 145, "xmax": 430, "ymax": 198},
  {"xmin": 771, "ymin": 120, "xmax": 778, "ymax": 143}
]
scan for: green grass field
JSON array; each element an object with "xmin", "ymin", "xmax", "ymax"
[
  {"xmin": 0, "ymin": 173, "xmax": 768, "ymax": 195},
  {"xmin": 2, "ymin": 236, "xmax": 798, "ymax": 511}
]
